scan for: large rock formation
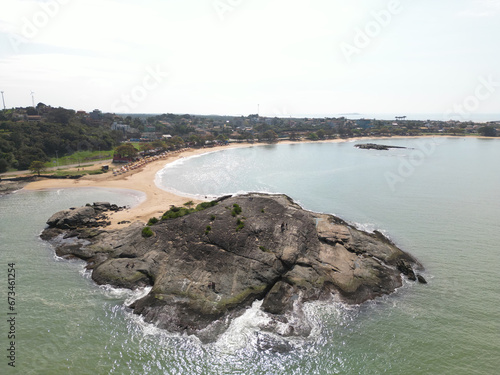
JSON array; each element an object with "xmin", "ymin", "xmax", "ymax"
[{"xmin": 41, "ymin": 193, "xmax": 425, "ymax": 341}]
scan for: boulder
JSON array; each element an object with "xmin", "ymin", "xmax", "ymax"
[
  {"xmin": 397, "ymin": 259, "xmax": 417, "ymax": 281},
  {"xmin": 46, "ymin": 206, "xmax": 96, "ymax": 229},
  {"xmin": 417, "ymin": 274, "xmax": 428, "ymax": 284}
]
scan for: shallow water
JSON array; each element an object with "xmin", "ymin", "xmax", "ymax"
[{"xmin": 1, "ymin": 138, "xmax": 499, "ymax": 374}]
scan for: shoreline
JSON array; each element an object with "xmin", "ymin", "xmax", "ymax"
[
  {"xmin": 24, "ymin": 142, "xmax": 273, "ymax": 228},
  {"xmin": 22, "ymin": 135, "xmax": 486, "ymax": 228}
]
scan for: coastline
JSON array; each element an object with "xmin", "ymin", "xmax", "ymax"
[
  {"xmin": 22, "ymin": 135, "xmax": 479, "ymax": 228},
  {"xmin": 24, "ymin": 142, "xmax": 277, "ymax": 228}
]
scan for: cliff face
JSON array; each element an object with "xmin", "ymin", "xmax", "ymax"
[{"xmin": 41, "ymin": 194, "xmax": 425, "ymax": 341}]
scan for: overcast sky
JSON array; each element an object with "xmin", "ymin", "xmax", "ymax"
[{"xmin": 0, "ymin": 0, "xmax": 499, "ymax": 118}]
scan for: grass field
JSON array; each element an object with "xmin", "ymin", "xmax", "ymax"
[{"xmin": 47, "ymin": 149, "xmax": 113, "ymax": 167}]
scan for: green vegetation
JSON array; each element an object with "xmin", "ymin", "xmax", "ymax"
[
  {"xmin": 29, "ymin": 161, "xmax": 46, "ymax": 176},
  {"xmin": 0, "ymin": 106, "xmax": 122, "ymax": 171},
  {"xmin": 49, "ymin": 149, "xmax": 113, "ymax": 167},
  {"xmin": 161, "ymin": 206, "xmax": 194, "ymax": 220},
  {"xmin": 478, "ymin": 126, "xmax": 497, "ymax": 137},
  {"xmin": 210, "ymin": 215, "xmax": 216, "ymax": 221},
  {"xmin": 129, "ymin": 142, "xmax": 141, "ymax": 150},
  {"xmin": 147, "ymin": 217, "xmax": 159, "ymax": 226},
  {"xmin": 236, "ymin": 218, "xmax": 245, "ymax": 232},
  {"xmin": 0, "ymin": 158, "xmax": 8, "ymax": 173},
  {"xmin": 205, "ymin": 225, "xmax": 212, "ymax": 235},
  {"xmin": 142, "ymin": 226, "xmax": 154, "ymax": 238},
  {"xmin": 307, "ymin": 132, "xmax": 319, "ymax": 141},
  {"xmin": 259, "ymin": 246, "xmax": 271, "ymax": 253},
  {"xmin": 231, "ymin": 203, "xmax": 242, "ymax": 217},
  {"xmin": 259, "ymin": 130, "xmax": 279, "ymax": 142},
  {"xmin": 184, "ymin": 200, "xmax": 195, "ymax": 208},
  {"xmin": 161, "ymin": 200, "xmax": 218, "ymax": 221},
  {"xmin": 114, "ymin": 143, "xmax": 138, "ymax": 158},
  {"xmin": 196, "ymin": 201, "xmax": 218, "ymax": 211}
]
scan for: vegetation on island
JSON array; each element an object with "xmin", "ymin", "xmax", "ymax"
[
  {"xmin": 157, "ymin": 201, "xmax": 218, "ymax": 222},
  {"xmin": 147, "ymin": 217, "xmax": 159, "ymax": 226},
  {"xmin": 142, "ymin": 226, "xmax": 154, "ymax": 238},
  {"xmin": 231, "ymin": 203, "xmax": 242, "ymax": 217}
]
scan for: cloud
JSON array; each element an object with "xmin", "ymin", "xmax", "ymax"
[
  {"xmin": 457, "ymin": 0, "xmax": 500, "ymax": 17},
  {"xmin": 1, "ymin": 0, "xmax": 499, "ymax": 115}
]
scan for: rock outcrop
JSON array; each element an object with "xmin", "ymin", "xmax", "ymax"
[
  {"xmin": 0, "ymin": 177, "xmax": 34, "ymax": 195},
  {"xmin": 41, "ymin": 193, "xmax": 425, "ymax": 341},
  {"xmin": 45, "ymin": 202, "xmax": 125, "ymax": 229},
  {"xmin": 355, "ymin": 143, "xmax": 408, "ymax": 151}
]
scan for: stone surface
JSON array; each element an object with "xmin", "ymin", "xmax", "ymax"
[{"xmin": 41, "ymin": 193, "xmax": 425, "ymax": 341}]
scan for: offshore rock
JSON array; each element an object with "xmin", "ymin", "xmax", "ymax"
[
  {"xmin": 417, "ymin": 274, "xmax": 428, "ymax": 284},
  {"xmin": 355, "ymin": 143, "xmax": 408, "ymax": 151},
  {"xmin": 41, "ymin": 193, "xmax": 424, "ymax": 341}
]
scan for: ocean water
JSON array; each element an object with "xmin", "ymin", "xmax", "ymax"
[
  {"xmin": 1, "ymin": 138, "xmax": 499, "ymax": 374},
  {"xmin": 337, "ymin": 113, "xmax": 500, "ymax": 122}
]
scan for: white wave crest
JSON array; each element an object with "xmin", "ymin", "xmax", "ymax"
[{"xmin": 98, "ymin": 284, "xmax": 152, "ymax": 304}]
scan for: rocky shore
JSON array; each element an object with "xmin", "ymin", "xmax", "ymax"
[
  {"xmin": 0, "ymin": 177, "xmax": 35, "ymax": 195},
  {"xmin": 41, "ymin": 193, "xmax": 425, "ymax": 342}
]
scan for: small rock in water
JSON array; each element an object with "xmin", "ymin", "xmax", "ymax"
[
  {"xmin": 397, "ymin": 259, "xmax": 417, "ymax": 281},
  {"xmin": 255, "ymin": 332, "xmax": 294, "ymax": 353},
  {"xmin": 417, "ymin": 274, "xmax": 427, "ymax": 284}
]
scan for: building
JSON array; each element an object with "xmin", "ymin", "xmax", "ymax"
[
  {"xmin": 27, "ymin": 115, "xmax": 42, "ymax": 122},
  {"xmin": 356, "ymin": 119, "xmax": 372, "ymax": 129},
  {"xmin": 111, "ymin": 122, "xmax": 131, "ymax": 133},
  {"xmin": 89, "ymin": 109, "xmax": 104, "ymax": 125}
]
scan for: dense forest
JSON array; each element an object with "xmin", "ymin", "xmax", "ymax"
[{"xmin": 0, "ymin": 106, "xmax": 122, "ymax": 172}]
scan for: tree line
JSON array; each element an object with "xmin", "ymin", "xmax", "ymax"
[{"xmin": 0, "ymin": 108, "xmax": 122, "ymax": 172}]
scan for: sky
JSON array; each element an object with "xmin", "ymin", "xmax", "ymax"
[{"xmin": 0, "ymin": 0, "xmax": 499, "ymax": 119}]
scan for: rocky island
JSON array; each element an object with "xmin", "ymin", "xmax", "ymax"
[
  {"xmin": 41, "ymin": 193, "xmax": 425, "ymax": 342},
  {"xmin": 355, "ymin": 143, "xmax": 409, "ymax": 150}
]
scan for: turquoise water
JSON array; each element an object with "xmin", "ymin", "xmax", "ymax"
[{"xmin": 1, "ymin": 138, "xmax": 499, "ymax": 374}]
